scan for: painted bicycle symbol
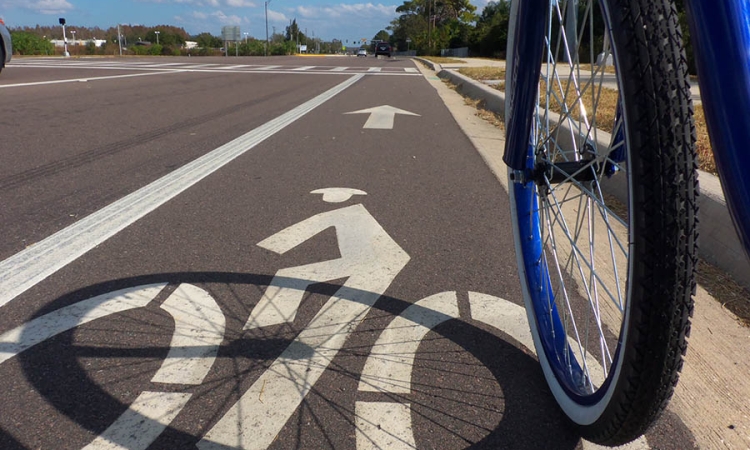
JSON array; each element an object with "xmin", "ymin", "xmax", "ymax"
[{"xmin": 0, "ymin": 188, "xmax": 636, "ymax": 449}]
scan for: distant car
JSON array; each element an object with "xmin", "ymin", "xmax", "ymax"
[
  {"xmin": 374, "ymin": 42, "xmax": 392, "ymax": 58},
  {"xmin": 357, "ymin": 48, "xmax": 367, "ymax": 57},
  {"xmin": 0, "ymin": 18, "xmax": 11, "ymax": 74}
]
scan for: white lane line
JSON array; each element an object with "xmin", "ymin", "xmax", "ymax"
[
  {"xmin": 367, "ymin": 67, "xmax": 382, "ymax": 72},
  {"xmin": 0, "ymin": 74, "xmax": 364, "ymax": 309},
  {"xmin": 358, "ymin": 291, "xmax": 459, "ymax": 393},
  {"xmin": 330, "ymin": 67, "xmax": 348, "ymax": 71},
  {"xmin": 258, "ymin": 65, "xmax": 281, "ymax": 70},
  {"xmin": 216, "ymin": 65, "xmax": 248, "ymax": 70},
  {"xmin": 179, "ymin": 64, "xmax": 220, "ymax": 69},
  {"xmin": 151, "ymin": 284, "xmax": 225, "ymax": 385},
  {"xmin": 83, "ymin": 391, "xmax": 192, "ymax": 450},
  {"xmin": 355, "ymin": 402, "xmax": 417, "ymax": 450},
  {"xmin": 292, "ymin": 66, "xmax": 316, "ymax": 71},
  {"xmin": 0, "ymin": 70, "xmax": 185, "ymax": 89},
  {"xmin": 0, "ymin": 284, "xmax": 167, "ymax": 365},
  {"xmin": 404, "ymin": 68, "xmax": 418, "ymax": 73}
]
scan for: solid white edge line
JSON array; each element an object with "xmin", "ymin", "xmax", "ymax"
[
  {"xmin": 0, "ymin": 74, "xmax": 364, "ymax": 309},
  {"xmin": 0, "ymin": 70, "xmax": 186, "ymax": 88}
]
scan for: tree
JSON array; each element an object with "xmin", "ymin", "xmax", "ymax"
[
  {"xmin": 373, "ymin": 30, "xmax": 390, "ymax": 43},
  {"xmin": 285, "ymin": 19, "xmax": 307, "ymax": 48},
  {"xmin": 194, "ymin": 32, "xmax": 223, "ymax": 49},
  {"xmin": 389, "ymin": 0, "xmax": 476, "ymax": 55},
  {"xmin": 469, "ymin": 0, "xmax": 511, "ymax": 58}
]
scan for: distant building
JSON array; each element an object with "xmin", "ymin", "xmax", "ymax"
[
  {"xmin": 185, "ymin": 41, "xmax": 198, "ymax": 49},
  {"xmin": 50, "ymin": 38, "xmax": 107, "ymax": 48}
]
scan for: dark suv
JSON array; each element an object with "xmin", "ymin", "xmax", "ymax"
[{"xmin": 374, "ymin": 42, "xmax": 392, "ymax": 58}]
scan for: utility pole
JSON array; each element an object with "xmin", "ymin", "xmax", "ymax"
[{"xmin": 265, "ymin": 0, "xmax": 272, "ymax": 56}]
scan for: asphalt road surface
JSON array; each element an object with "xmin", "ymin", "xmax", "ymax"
[{"xmin": 0, "ymin": 56, "xmax": 696, "ymax": 449}]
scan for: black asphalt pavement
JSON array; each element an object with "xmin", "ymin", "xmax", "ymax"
[{"xmin": 0, "ymin": 56, "xmax": 695, "ymax": 449}]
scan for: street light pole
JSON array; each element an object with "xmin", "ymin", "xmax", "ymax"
[
  {"xmin": 117, "ymin": 24, "xmax": 123, "ymax": 56},
  {"xmin": 265, "ymin": 0, "xmax": 272, "ymax": 56},
  {"xmin": 154, "ymin": 30, "xmax": 160, "ymax": 45},
  {"xmin": 59, "ymin": 18, "xmax": 70, "ymax": 57}
]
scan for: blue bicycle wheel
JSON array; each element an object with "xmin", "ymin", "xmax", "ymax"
[{"xmin": 504, "ymin": 0, "xmax": 698, "ymax": 445}]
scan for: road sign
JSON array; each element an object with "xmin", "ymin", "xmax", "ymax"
[{"xmin": 221, "ymin": 26, "xmax": 241, "ymax": 42}]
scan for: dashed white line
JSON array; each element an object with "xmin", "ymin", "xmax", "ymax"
[{"xmin": 0, "ymin": 70, "xmax": 184, "ymax": 89}]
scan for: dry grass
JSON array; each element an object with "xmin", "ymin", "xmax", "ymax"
[
  {"xmin": 697, "ymin": 260, "xmax": 750, "ymax": 327},
  {"xmin": 540, "ymin": 79, "xmax": 620, "ymax": 134},
  {"xmin": 693, "ymin": 104, "xmax": 716, "ymax": 175},
  {"xmin": 458, "ymin": 67, "xmax": 505, "ymax": 81},
  {"xmin": 464, "ymin": 97, "xmax": 505, "ymax": 130},
  {"xmin": 423, "ymin": 56, "xmax": 466, "ymax": 65},
  {"xmin": 542, "ymin": 80, "xmax": 716, "ymax": 175}
]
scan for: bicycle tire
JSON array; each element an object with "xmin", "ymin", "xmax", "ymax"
[{"xmin": 504, "ymin": 0, "xmax": 698, "ymax": 445}]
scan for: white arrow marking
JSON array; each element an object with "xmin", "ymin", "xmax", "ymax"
[{"xmin": 344, "ymin": 105, "xmax": 420, "ymax": 129}]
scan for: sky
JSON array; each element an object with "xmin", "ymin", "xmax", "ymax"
[{"xmin": 0, "ymin": 0, "xmax": 491, "ymax": 43}]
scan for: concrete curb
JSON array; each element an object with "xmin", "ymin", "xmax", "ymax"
[{"xmin": 415, "ymin": 57, "xmax": 750, "ymax": 291}]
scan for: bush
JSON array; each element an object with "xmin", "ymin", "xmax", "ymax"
[{"xmin": 10, "ymin": 31, "xmax": 55, "ymax": 55}]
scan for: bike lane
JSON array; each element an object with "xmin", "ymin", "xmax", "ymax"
[{"xmin": 0, "ymin": 65, "xmax": 694, "ymax": 449}]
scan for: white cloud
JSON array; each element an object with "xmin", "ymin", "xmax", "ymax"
[
  {"xmin": 211, "ymin": 10, "xmax": 240, "ymax": 24},
  {"xmin": 5, "ymin": 0, "xmax": 74, "ymax": 14},
  {"xmin": 225, "ymin": 0, "xmax": 256, "ymax": 7},
  {"xmin": 290, "ymin": 3, "xmax": 397, "ymax": 20},
  {"xmin": 266, "ymin": 9, "xmax": 287, "ymax": 22},
  {"xmin": 141, "ymin": 0, "xmax": 254, "ymax": 6}
]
